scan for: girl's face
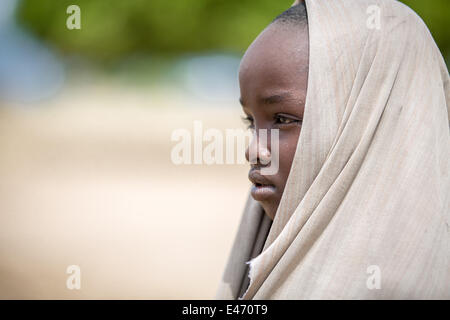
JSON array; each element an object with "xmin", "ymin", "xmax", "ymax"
[{"xmin": 239, "ymin": 23, "xmax": 309, "ymax": 220}]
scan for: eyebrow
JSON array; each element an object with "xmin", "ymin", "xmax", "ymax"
[
  {"xmin": 262, "ymin": 94, "xmax": 289, "ymax": 104},
  {"xmin": 239, "ymin": 92, "xmax": 294, "ymax": 107}
]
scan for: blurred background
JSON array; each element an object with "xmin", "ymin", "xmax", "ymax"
[{"xmin": 0, "ymin": 0, "xmax": 448, "ymax": 299}]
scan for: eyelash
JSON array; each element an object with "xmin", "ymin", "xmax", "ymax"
[
  {"xmin": 241, "ymin": 114, "xmax": 301, "ymax": 129},
  {"xmin": 274, "ymin": 114, "xmax": 300, "ymax": 125},
  {"xmin": 241, "ymin": 115, "xmax": 254, "ymax": 129}
]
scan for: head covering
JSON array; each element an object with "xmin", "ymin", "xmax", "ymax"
[{"xmin": 216, "ymin": 0, "xmax": 450, "ymax": 299}]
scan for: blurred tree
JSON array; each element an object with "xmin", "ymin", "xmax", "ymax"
[
  {"xmin": 16, "ymin": 0, "xmax": 290, "ymax": 63},
  {"xmin": 16, "ymin": 0, "xmax": 449, "ymax": 65}
]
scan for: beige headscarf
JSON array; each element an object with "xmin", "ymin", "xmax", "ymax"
[{"xmin": 216, "ymin": 0, "xmax": 450, "ymax": 299}]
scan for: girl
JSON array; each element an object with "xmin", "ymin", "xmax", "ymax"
[{"xmin": 217, "ymin": 0, "xmax": 450, "ymax": 299}]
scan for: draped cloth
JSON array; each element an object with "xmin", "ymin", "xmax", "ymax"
[{"xmin": 216, "ymin": 0, "xmax": 450, "ymax": 299}]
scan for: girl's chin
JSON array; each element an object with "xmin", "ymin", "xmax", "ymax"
[{"xmin": 259, "ymin": 201, "xmax": 280, "ymax": 221}]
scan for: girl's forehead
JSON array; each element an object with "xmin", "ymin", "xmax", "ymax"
[{"xmin": 239, "ymin": 23, "xmax": 308, "ymax": 78}]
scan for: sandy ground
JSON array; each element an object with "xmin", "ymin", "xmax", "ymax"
[{"xmin": 0, "ymin": 84, "xmax": 251, "ymax": 299}]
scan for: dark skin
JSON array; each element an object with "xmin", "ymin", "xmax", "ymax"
[{"xmin": 239, "ymin": 22, "xmax": 309, "ymax": 220}]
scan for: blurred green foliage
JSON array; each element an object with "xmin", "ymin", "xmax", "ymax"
[
  {"xmin": 16, "ymin": 0, "xmax": 290, "ymax": 63},
  {"xmin": 16, "ymin": 0, "xmax": 449, "ymax": 65}
]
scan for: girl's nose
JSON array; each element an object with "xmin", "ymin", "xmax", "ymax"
[{"xmin": 245, "ymin": 130, "xmax": 271, "ymax": 165}]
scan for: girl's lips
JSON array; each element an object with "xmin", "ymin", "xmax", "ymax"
[
  {"xmin": 248, "ymin": 169, "xmax": 276, "ymax": 201},
  {"xmin": 251, "ymin": 184, "xmax": 276, "ymax": 201}
]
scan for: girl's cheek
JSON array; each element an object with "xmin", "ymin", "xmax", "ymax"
[
  {"xmin": 279, "ymin": 134, "xmax": 300, "ymax": 166},
  {"xmin": 278, "ymin": 135, "xmax": 296, "ymax": 154}
]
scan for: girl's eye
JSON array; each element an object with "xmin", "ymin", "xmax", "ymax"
[
  {"xmin": 274, "ymin": 114, "xmax": 301, "ymax": 125},
  {"xmin": 241, "ymin": 115, "xmax": 254, "ymax": 129}
]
